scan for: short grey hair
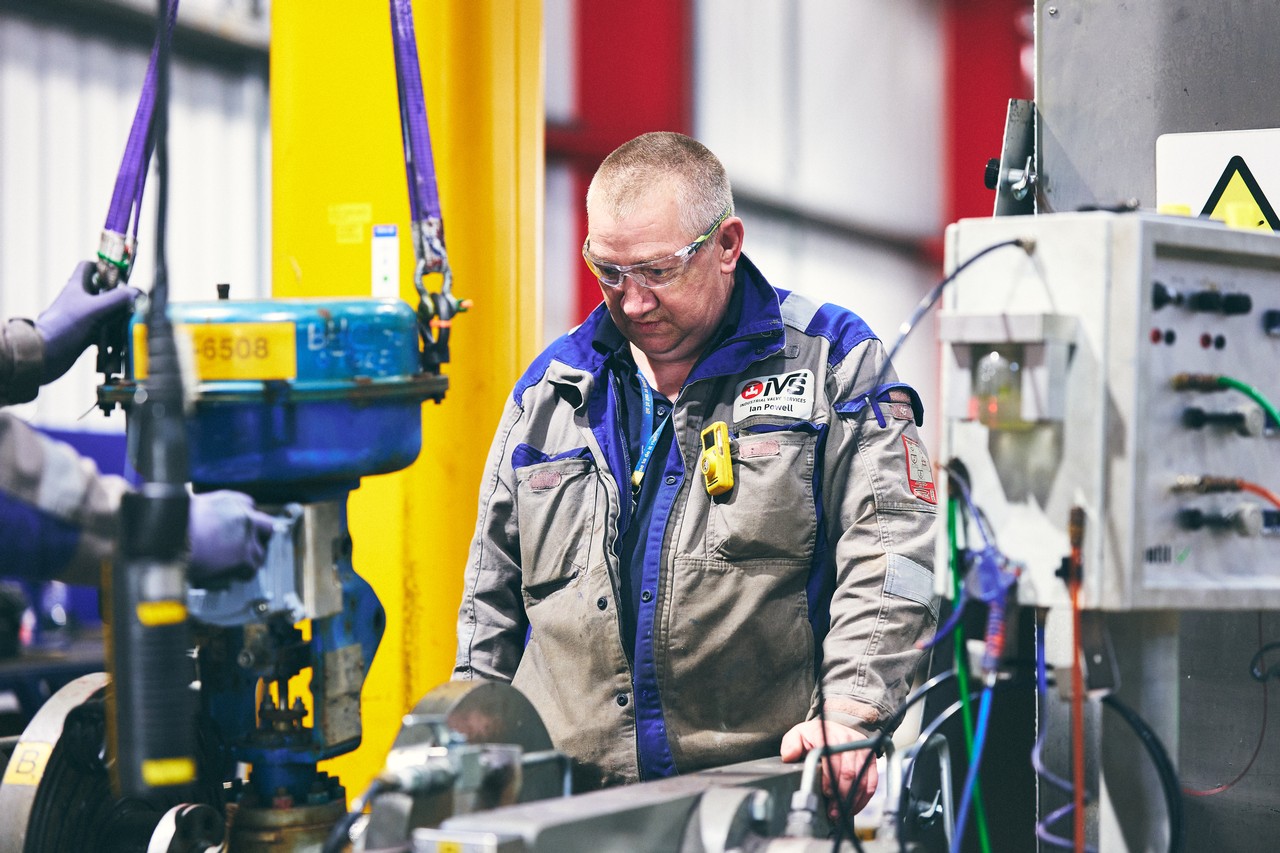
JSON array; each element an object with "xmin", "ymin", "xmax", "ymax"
[{"xmin": 587, "ymin": 131, "xmax": 734, "ymax": 236}]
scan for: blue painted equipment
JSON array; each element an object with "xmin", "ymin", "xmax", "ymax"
[
  {"xmin": 100, "ymin": 295, "xmax": 445, "ymax": 812},
  {"xmin": 114, "ymin": 297, "xmax": 445, "ymax": 501}
]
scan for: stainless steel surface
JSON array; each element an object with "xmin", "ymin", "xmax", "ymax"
[
  {"xmin": 993, "ymin": 98, "xmax": 1036, "ymax": 217},
  {"xmin": 363, "ymin": 681, "xmax": 559, "ymax": 851},
  {"xmin": 434, "ymin": 758, "xmax": 804, "ymax": 853},
  {"xmin": 679, "ymin": 786, "xmax": 776, "ymax": 853},
  {"xmin": 320, "ymin": 643, "xmax": 365, "ymax": 747},
  {"xmin": 412, "ymin": 827, "xmax": 525, "ymax": 853},
  {"xmin": 1097, "ymin": 612, "xmax": 1179, "ymax": 853},
  {"xmin": 1178, "ymin": 610, "xmax": 1280, "ymax": 852},
  {"xmin": 299, "ymin": 502, "xmax": 346, "ymax": 620},
  {"xmin": 1034, "ymin": 0, "xmax": 1280, "ymax": 214}
]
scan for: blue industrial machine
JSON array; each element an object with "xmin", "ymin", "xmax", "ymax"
[{"xmin": 109, "ymin": 294, "xmax": 445, "ymax": 849}]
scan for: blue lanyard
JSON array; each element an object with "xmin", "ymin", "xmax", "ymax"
[{"xmin": 631, "ymin": 371, "xmax": 671, "ymax": 492}]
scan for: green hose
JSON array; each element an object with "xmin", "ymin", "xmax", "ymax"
[
  {"xmin": 949, "ymin": 495, "xmax": 991, "ymax": 853},
  {"xmin": 1216, "ymin": 375, "xmax": 1280, "ymax": 429}
]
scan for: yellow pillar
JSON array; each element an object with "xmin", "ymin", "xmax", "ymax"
[{"xmin": 270, "ymin": 1, "xmax": 543, "ymax": 796}]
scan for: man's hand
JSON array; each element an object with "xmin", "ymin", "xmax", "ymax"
[
  {"xmin": 780, "ymin": 718, "xmax": 879, "ymax": 817},
  {"xmin": 34, "ymin": 261, "xmax": 139, "ymax": 384},
  {"xmin": 188, "ymin": 490, "xmax": 277, "ymax": 588}
]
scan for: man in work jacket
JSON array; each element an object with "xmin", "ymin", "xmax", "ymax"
[
  {"xmin": 0, "ymin": 261, "xmax": 274, "ymax": 586},
  {"xmin": 454, "ymin": 132, "xmax": 938, "ymax": 813}
]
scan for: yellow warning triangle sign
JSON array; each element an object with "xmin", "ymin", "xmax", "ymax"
[{"xmin": 1200, "ymin": 155, "xmax": 1280, "ymax": 230}]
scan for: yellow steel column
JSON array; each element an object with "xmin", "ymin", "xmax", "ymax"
[{"xmin": 271, "ymin": 1, "xmax": 543, "ymax": 795}]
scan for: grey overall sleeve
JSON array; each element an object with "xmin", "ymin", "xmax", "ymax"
[
  {"xmin": 818, "ymin": 338, "xmax": 939, "ymax": 732},
  {"xmin": 0, "ymin": 411, "xmax": 128, "ymax": 585},
  {"xmin": 0, "ymin": 319, "xmax": 45, "ymax": 406},
  {"xmin": 453, "ymin": 401, "xmax": 528, "ymax": 682}
]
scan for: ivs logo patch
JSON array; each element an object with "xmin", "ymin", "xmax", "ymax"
[{"xmin": 733, "ymin": 369, "xmax": 815, "ymax": 422}]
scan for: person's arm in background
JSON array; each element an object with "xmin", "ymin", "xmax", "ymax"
[
  {"xmin": 781, "ymin": 337, "xmax": 939, "ymax": 814},
  {"xmin": 0, "ymin": 261, "xmax": 138, "ymax": 405},
  {"xmin": 0, "ymin": 410, "xmax": 128, "ymax": 585},
  {"xmin": 0, "ymin": 319, "xmax": 47, "ymax": 406},
  {"xmin": 0, "ymin": 262, "xmax": 275, "ymax": 587}
]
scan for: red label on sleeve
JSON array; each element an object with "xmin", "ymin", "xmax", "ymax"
[{"xmin": 903, "ymin": 436, "xmax": 936, "ymax": 504}]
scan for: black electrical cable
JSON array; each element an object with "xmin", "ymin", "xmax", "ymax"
[
  {"xmin": 106, "ymin": 0, "xmax": 198, "ymax": 802},
  {"xmin": 824, "ymin": 671, "xmax": 961, "ymax": 852},
  {"xmin": 322, "ymin": 777, "xmax": 390, "ymax": 853},
  {"xmin": 882, "ymin": 238, "xmax": 1032, "ymax": 376},
  {"xmin": 136, "ymin": 0, "xmax": 186, "ymax": 485},
  {"xmin": 895, "ymin": 690, "xmax": 982, "ymax": 853},
  {"xmin": 846, "ymin": 672, "xmax": 967, "ymax": 850},
  {"xmin": 1249, "ymin": 640, "xmax": 1280, "ymax": 682},
  {"xmin": 1100, "ymin": 694, "xmax": 1184, "ymax": 853}
]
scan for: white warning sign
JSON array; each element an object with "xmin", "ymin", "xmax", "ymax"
[{"xmin": 1156, "ymin": 129, "xmax": 1280, "ymax": 229}]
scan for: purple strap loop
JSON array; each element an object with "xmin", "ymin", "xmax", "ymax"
[
  {"xmin": 390, "ymin": 0, "xmax": 465, "ymax": 376},
  {"xmin": 98, "ymin": 0, "xmax": 179, "ymax": 288},
  {"xmin": 390, "ymin": 0, "xmax": 450, "ymax": 297}
]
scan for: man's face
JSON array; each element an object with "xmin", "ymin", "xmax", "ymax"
[{"xmin": 586, "ymin": 187, "xmax": 742, "ymax": 369}]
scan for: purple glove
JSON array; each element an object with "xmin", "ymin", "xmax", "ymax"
[
  {"xmin": 188, "ymin": 490, "xmax": 277, "ymax": 588},
  {"xmin": 34, "ymin": 261, "xmax": 139, "ymax": 384}
]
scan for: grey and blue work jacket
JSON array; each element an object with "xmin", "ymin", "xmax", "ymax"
[
  {"xmin": 454, "ymin": 255, "xmax": 939, "ymax": 789},
  {"xmin": 0, "ymin": 318, "xmax": 126, "ymax": 585}
]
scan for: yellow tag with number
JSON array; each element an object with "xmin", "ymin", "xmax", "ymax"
[{"xmin": 134, "ymin": 322, "xmax": 297, "ymax": 381}]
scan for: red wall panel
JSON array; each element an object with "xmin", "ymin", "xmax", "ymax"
[{"xmin": 547, "ymin": 0, "xmax": 693, "ymax": 323}]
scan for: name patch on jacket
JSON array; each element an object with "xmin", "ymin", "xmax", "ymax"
[
  {"xmin": 903, "ymin": 436, "xmax": 936, "ymax": 504},
  {"xmin": 733, "ymin": 369, "xmax": 815, "ymax": 422}
]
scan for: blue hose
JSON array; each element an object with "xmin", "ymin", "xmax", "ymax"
[{"xmin": 951, "ymin": 685, "xmax": 994, "ymax": 853}]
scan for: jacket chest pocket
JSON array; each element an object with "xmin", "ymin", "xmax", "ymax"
[
  {"xmin": 514, "ymin": 453, "xmax": 601, "ymax": 595},
  {"xmin": 709, "ymin": 428, "xmax": 819, "ymax": 562}
]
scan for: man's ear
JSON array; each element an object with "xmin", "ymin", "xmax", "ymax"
[{"xmin": 717, "ymin": 216, "xmax": 745, "ymax": 274}]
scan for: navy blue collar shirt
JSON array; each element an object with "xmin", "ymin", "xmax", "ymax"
[{"xmin": 598, "ymin": 279, "xmax": 745, "ymax": 664}]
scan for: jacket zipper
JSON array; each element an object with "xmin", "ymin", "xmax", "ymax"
[{"xmin": 605, "ymin": 370, "xmax": 637, "ymax": 688}]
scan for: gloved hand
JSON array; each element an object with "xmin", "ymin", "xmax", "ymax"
[
  {"xmin": 34, "ymin": 261, "xmax": 139, "ymax": 384},
  {"xmin": 188, "ymin": 490, "xmax": 277, "ymax": 588}
]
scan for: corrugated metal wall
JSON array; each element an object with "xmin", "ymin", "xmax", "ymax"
[{"xmin": 0, "ymin": 4, "xmax": 269, "ymax": 432}]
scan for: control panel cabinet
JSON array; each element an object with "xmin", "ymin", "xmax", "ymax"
[{"xmin": 942, "ymin": 212, "xmax": 1280, "ymax": 610}]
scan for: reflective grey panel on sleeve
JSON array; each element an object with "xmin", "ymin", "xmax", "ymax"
[
  {"xmin": 779, "ymin": 292, "xmax": 821, "ymax": 330},
  {"xmin": 884, "ymin": 553, "xmax": 935, "ymax": 612},
  {"xmin": 35, "ymin": 436, "xmax": 92, "ymax": 519}
]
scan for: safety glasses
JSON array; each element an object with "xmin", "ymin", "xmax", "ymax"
[{"xmin": 582, "ymin": 208, "xmax": 730, "ymax": 290}]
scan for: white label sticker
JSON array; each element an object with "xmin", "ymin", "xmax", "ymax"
[
  {"xmin": 371, "ymin": 224, "xmax": 400, "ymax": 298},
  {"xmin": 732, "ymin": 369, "xmax": 815, "ymax": 422}
]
